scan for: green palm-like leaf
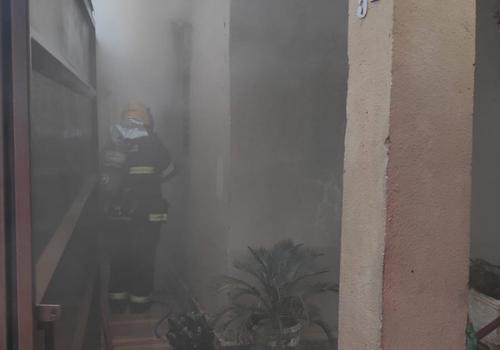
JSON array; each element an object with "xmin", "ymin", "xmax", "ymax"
[
  {"xmin": 219, "ymin": 276, "xmax": 272, "ymax": 312},
  {"xmin": 233, "ymin": 259, "xmax": 276, "ymax": 300},
  {"xmin": 215, "ymin": 240, "xmax": 338, "ymax": 344}
]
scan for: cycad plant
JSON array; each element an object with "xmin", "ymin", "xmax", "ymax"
[{"xmin": 216, "ymin": 240, "xmax": 338, "ymax": 348}]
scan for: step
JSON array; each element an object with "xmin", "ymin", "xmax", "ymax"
[
  {"xmin": 110, "ymin": 316, "xmax": 161, "ymax": 339},
  {"xmin": 113, "ymin": 341, "xmax": 170, "ymax": 350},
  {"xmin": 110, "ymin": 312, "xmax": 170, "ymax": 350},
  {"xmin": 113, "ymin": 335, "xmax": 168, "ymax": 346}
]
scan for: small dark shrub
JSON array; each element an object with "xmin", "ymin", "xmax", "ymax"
[{"xmin": 159, "ymin": 311, "xmax": 215, "ymax": 350}]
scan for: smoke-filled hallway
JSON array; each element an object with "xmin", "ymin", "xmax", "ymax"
[
  {"xmin": 92, "ymin": 0, "xmax": 347, "ymax": 349},
  {"xmin": 1, "ymin": 0, "xmax": 482, "ymax": 349}
]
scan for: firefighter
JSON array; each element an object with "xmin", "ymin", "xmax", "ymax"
[{"xmin": 100, "ymin": 102, "xmax": 176, "ymax": 313}]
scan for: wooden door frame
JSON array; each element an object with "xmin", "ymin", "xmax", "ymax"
[{"xmin": 1, "ymin": 0, "xmax": 34, "ymax": 349}]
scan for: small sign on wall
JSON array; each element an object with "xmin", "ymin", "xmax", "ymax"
[
  {"xmin": 356, "ymin": 0, "xmax": 368, "ymax": 18},
  {"xmin": 356, "ymin": 0, "xmax": 380, "ymax": 19}
]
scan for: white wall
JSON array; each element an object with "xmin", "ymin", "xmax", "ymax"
[{"xmin": 184, "ymin": 0, "xmax": 231, "ymax": 312}]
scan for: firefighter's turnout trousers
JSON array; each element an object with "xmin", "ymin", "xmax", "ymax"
[
  {"xmin": 106, "ymin": 217, "xmax": 162, "ymax": 312},
  {"xmin": 105, "ymin": 134, "xmax": 171, "ymax": 313}
]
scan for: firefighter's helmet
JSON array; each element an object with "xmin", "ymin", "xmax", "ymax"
[{"xmin": 124, "ymin": 102, "xmax": 150, "ymax": 126}]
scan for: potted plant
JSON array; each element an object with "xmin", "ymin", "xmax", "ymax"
[
  {"xmin": 469, "ymin": 259, "xmax": 500, "ymax": 349},
  {"xmin": 155, "ymin": 311, "xmax": 216, "ymax": 350},
  {"xmin": 466, "ymin": 319, "xmax": 478, "ymax": 350},
  {"xmin": 216, "ymin": 240, "xmax": 338, "ymax": 349}
]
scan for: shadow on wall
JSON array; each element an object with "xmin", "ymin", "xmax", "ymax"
[{"xmin": 471, "ymin": 0, "xmax": 500, "ymax": 266}]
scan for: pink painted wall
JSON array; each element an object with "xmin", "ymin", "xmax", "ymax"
[
  {"xmin": 383, "ymin": 1, "xmax": 475, "ymax": 347},
  {"xmin": 341, "ymin": 0, "xmax": 475, "ymax": 349}
]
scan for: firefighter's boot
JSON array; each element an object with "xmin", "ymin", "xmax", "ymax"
[
  {"xmin": 129, "ymin": 295, "xmax": 152, "ymax": 314},
  {"xmin": 109, "ymin": 292, "xmax": 128, "ymax": 314}
]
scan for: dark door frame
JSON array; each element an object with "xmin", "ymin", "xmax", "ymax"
[
  {"xmin": 1, "ymin": 0, "xmax": 34, "ymax": 349},
  {"xmin": 0, "ymin": 3, "xmax": 8, "ymax": 348}
]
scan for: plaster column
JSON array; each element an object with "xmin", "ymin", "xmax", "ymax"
[{"xmin": 339, "ymin": 0, "xmax": 475, "ymax": 349}]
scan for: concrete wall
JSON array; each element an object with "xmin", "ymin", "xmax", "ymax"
[
  {"xmin": 184, "ymin": 0, "xmax": 231, "ymax": 311},
  {"xmin": 229, "ymin": 0, "xmax": 347, "ymax": 332},
  {"xmin": 94, "ymin": 0, "xmax": 193, "ymax": 289},
  {"xmin": 471, "ymin": 0, "xmax": 500, "ymax": 265}
]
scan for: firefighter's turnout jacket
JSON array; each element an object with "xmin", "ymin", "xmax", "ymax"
[{"xmin": 100, "ymin": 125, "xmax": 172, "ymax": 223}]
